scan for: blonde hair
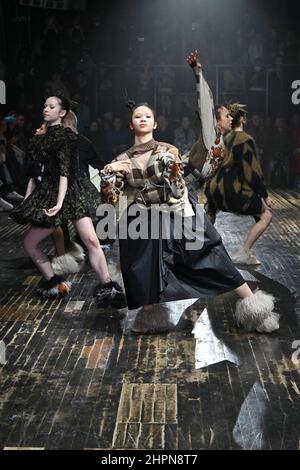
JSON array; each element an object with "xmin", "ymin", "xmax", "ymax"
[{"xmin": 63, "ymin": 110, "xmax": 78, "ymax": 133}]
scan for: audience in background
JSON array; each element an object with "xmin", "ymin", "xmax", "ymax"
[{"xmin": 1, "ymin": 3, "xmax": 299, "ymax": 196}]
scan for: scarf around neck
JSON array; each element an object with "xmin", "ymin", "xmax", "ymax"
[{"xmin": 127, "ymin": 138, "xmax": 157, "ymax": 156}]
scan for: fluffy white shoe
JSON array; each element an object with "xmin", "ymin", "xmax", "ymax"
[
  {"xmin": 51, "ymin": 254, "xmax": 80, "ymax": 276},
  {"xmin": 231, "ymin": 247, "xmax": 261, "ymax": 265},
  {"xmin": 234, "ymin": 289, "xmax": 279, "ymax": 333},
  {"xmin": 67, "ymin": 241, "xmax": 85, "ymax": 262}
]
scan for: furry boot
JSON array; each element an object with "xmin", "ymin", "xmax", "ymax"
[
  {"xmin": 231, "ymin": 247, "xmax": 261, "ymax": 265},
  {"xmin": 51, "ymin": 253, "xmax": 79, "ymax": 275},
  {"xmin": 234, "ymin": 289, "xmax": 279, "ymax": 333},
  {"xmin": 94, "ymin": 281, "xmax": 127, "ymax": 309},
  {"xmin": 67, "ymin": 241, "xmax": 85, "ymax": 262},
  {"xmin": 131, "ymin": 305, "xmax": 174, "ymax": 334},
  {"xmin": 36, "ymin": 275, "xmax": 72, "ymax": 299}
]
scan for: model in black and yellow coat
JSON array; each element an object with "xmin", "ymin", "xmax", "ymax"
[{"xmin": 205, "ymin": 103, "xmax": 275, "ymax": 265}]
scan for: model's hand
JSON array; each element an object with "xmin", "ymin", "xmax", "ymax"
[
  {"xmin": 35, "ymin": 124, "xmax": 47, "ymax": 136},
  {"xmin": 106, "ymin": 161, "xmax": 131, "ymax": 174},
  {"xmin": 186, "ymin": 50, "xmax": 202, "ymax": 74},
  {"xmin": 43, "ymin": 204, "xmax": 62, "ymax": 217},
  {"xmin": 263, "ymin": 196, "xmax": 275, "ymax": 209}
]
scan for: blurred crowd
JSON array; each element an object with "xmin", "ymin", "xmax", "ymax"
[{"xmin": 0, "ymin": 1, "xmax": 300, "ymax": 212}]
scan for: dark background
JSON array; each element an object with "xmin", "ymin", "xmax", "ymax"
[{"xmin": 0, "ymin": 0, "xmax": 300, "ymax": 188}]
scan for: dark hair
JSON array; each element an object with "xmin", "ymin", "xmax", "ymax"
[
  {"xmin": 231, "ymin": 109, "xmax": 247, "ymax": 129},
  {"xmin": 125, "ymin": 100, "xmax": 156, "ymax": 121},
  {"xmin": 48, "ymin": 94, "xmax": 71, "ymax": 120},
  {"xmin": 226, "ymin": 103, "xmax": 248, "ymax": 129}
]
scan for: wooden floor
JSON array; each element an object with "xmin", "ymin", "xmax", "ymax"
[{"xmin": 0, "ymin": 190, "xmax": 299, "ymax": 450}]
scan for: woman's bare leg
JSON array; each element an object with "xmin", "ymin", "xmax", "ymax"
[
  {"xmin": 62, "ymin": 222, "xmax": 72, "ymax": 250},
  {"xmin": 52, "ymin": 227, "xmax": 65, "ymax": 257},
  {"xmin": 244, "ymin": 210, "xmax": 272, "ymax": 250},
  {"xmin": 72, "ymin": 217, "xmax": 110, "ymax": 284},
  {"xmin": 23, "ymin": 226, "xmax": 55, "ymax": 280},
  {"xmin": 234, "ymin": 282, "xmax": 253, "ymax": 299}
]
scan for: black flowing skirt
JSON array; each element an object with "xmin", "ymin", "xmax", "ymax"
[
  {"xmin": 119, "ymin": 194, "xmax": 245, "ymax": 309},
  {"xmin": 10, "ymin": 175, "xmax": 100, "ymax": 228}
]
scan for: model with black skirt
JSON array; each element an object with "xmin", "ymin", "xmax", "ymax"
[{"xmin": 100, "ymin": 101, "xmax": 279, "ymax": 333}]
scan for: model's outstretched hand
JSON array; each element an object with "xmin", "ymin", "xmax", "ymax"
[{"xmin": 186, "ymin": 50, "xmax": 202, "ymax": 74}]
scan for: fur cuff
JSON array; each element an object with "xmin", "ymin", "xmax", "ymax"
[
  {"xmin": 131, "ymin": 305, "xmax": 173, "ymax": 334},
  {"xmin": 51, "ymin": 254, "xmax": 79, "ymax": 275},
  {"xmin": 67, "ymin": 241, "xmax": 85, "ymax": 262},
  {"xmin": 37, "ymin": 275, "xmax": 72, "ymax": 299},
  {"xmin": 234, "ymin": 289, "xmax": 279, "ymax": 333}
]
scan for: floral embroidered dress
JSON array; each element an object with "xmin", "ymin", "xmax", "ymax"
[
  {"xmin": 10, "ymin": 124, "xmax": 100, "ymax": 228},
  {"xmin": 100, "ymin": 139, "xmax": 244, "ymax": 310}
]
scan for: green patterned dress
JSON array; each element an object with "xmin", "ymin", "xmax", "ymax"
[{"xmin": 10, "ymin": 125, "xmax": 100, "ymax": 228}]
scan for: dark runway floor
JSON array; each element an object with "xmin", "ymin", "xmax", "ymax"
[{"xmin": 0, "ymin": 190, "xmax": 299, "ymax": 450}]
